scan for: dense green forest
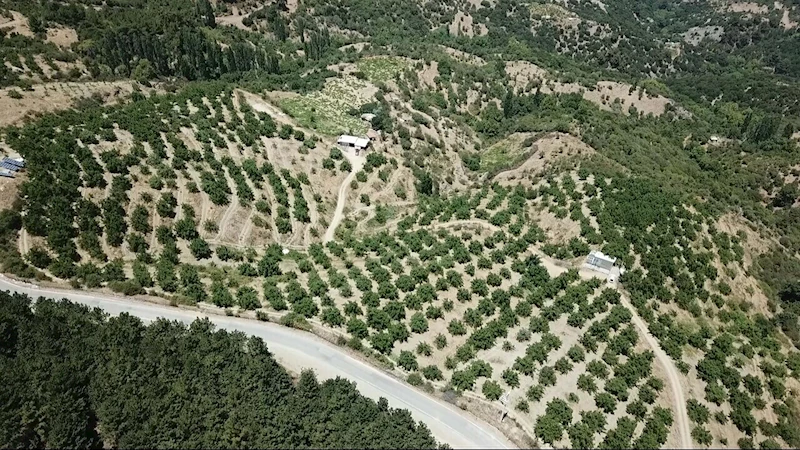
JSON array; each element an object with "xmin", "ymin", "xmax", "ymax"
[{"xmin": 0, "ymin": 290, "xmax": 440, "ymax": 449}]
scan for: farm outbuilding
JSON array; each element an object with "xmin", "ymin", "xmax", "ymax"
[
  {"xmin": 584, "ymin": 250, "xmax": 616, "ymax": 274},
  {"xmin": 0, "ymin": 156, "xmax": 24, "ymax": 178},
  {"xmin": 337, "ymin": 135, "xmax": 370, "ymax": 152}
]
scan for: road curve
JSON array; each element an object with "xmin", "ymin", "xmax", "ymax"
[{"xmin": 0, "ymin": 275, "xmax": 515, "ymax": 450}]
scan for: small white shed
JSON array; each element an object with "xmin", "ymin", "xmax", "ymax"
[
  {"xmin": 337, "ymin": 135, "xmax": 370, "ymax": 151},
  {"xmin": 584, "ymin": 250, "xmax": 616, "ymax": 274}
]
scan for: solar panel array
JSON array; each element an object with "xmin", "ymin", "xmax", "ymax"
[
  {"xmin": 0, "ymin": 170, "xmax": 14, "ymax": 178},
  {"xmin": 0, "ymin": 162, "xmax": 19, "ymax": 171}
]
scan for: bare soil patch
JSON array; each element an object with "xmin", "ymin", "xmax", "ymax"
[
  {"xmin": 506, "ymin": 61, "xmax": 674, "ymax": 116},
  {"xmin": 683, "ymin": 25, "xmax": 724, "ymax": 46},
  {"xmin": 581, "ymin": 81, "xmax": 673, "ymax": 116},
  {"xmin": 727, "ymin": 1, "xmax": 769, "ymax": 14},
  {"xmin": 536, "ymin": 207, "xmax": 582, "ymax": 244},
  {"xmin": 777, "ymin": 1, "xmax": 799, "ymax": 28},
  {"xmin": 493, "ymin": 132, "xmax": 596, "ymax": 184},
  {"xmin": 438, "ymin": 46, "xmax": 486, "ymax": 65},
  {"xmin": 467, "ymin": 0, "xmax": 491, "ymax": 9},
  {"xmin": 712, "ymin": 213, "xmax": 774, "ymax": 314},
  {"xmin": 418, "ymin": 61, "xmax": 439, "ymax": 89},
  {"xmin": 448, "ymin": 11, "xmax": 487, "ymax": 37},
  {"xmin": 505, "ymin": 61, "xmax": 548, "ymax": 88},
  {"xmin": 0, "ymin": 11, "xmax": 32, "ymax": 37},
  {"xmin": 0, "ymin": 81, "xmax": 151, "ymax": 127},
  {"xmin": 46, "ymin": 27, "xmax": 79, "ymax": 48},
  {"xmin": 217, "ymin": 7, "xmax": 249, "ymax": 30},
  {"xmin": 715, "ymin": 213, "xmax": 773, "ymax": 267},
  {"xmin": 219, "ymin": 204, "xmax": 252, "ymax": 243},
  {"xmin": 0, "ymin": 172, "xmax": 23, "ymax": 210}
]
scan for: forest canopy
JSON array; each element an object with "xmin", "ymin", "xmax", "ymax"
[{"xmin": 0, "ymin": 291, "xmax": 440, "ymax": 449}]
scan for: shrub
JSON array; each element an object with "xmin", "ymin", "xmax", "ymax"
[
  {"xmin": 422, "ymin": 365, "xmax": 443, "ymax": 381},
  {"xmin": 398, "ymin": 351, "xmax": 419, "ymax": 371},
  {"xmin": 448, "ymin": 319, "xmax": 466, "ymax": 336},
  {"xmin": 540, "ymin": 366, "xmax": 557, "ymax": 386},
  {"xmin": 434, "ymin": 333, "xmax": 447, "ymax": 349},
  {"xmin": 407, "ymin": 373, "xmax": 424, "ymax": 386},
  {"xmin": 416, "ymin": 342, "xmax": 432, "ymax": 356},
  {"xmin": 502, "ymin": 368, "xmax": 520, "ymax": 388},
  {"xmin": 410, "ymin": 312, "xmax": 429, "ymax": 333},
  {"xmin": 482, "ymin": 380, "xmax": 503, "ymax": 401},
  {"xmin": 280, "ymin": 312, "xmax": 311, "ymax": 330}
]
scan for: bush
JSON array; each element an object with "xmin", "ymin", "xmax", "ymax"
[
  {"xmin": 410, "ymin": 312, "xmax": 429, "ymax": 333},
  {"xmin": 691, "ymin": 426, "xmax": 713, "ymax": 446},
  {"xmin": 422, "ymin": 365, "xmax": 443, "ymax": 381},
  {"xmin": 280, "ymin": 312, "xmax": 311, "ymax": 331},
  {"xmin": 502, "ymin": 368, "xmax": 520, "ymax": 388},
  {"xmin": 434, "ymin": 333, "xmax": 447, "ymax": 349},
  {"xmin": 189, "ymin": 238, "xmax": 212, "ymax": 260},
  {"xmin": 540, "ymin": 366, "xmax": 557, "ymax": 386},
  {"xmin": 595, "ymin": 392, "xmax": 616, "ymax": 414},
  {"xmin": 370, "ymin": 332, "xmax": 394, "ymax": 354},
  {"xmin": 567, "ymin": 345, "xmax": 585, "ymax": 363},
  {"xmin": 407, "ymin": 373, "xmax": 424, "ymax": 386},
  {"xmin": 279, "ymin": 125, "xmax": 294, "ymax": 139},
  {"xmin": 416, "ymin": 342, "xmax": 432, "ymax": 356},
  {"xmin": 482, "ymin": 380, "xmax": 503, "ymax": 401},
  {"xmin": 321, "ymin": 307, "xmax": 344, "ymax": 327},
  {"xmin": 26, "ymin": 247, "xmax": 52, "ymax": 269},
  {"xmin": 527, "ymin": 384, "xmax": 544, "ymax": 401},
  {"xmin": 398, "ymin": 351, "xmax": 419, "ymax": 371},
  {"xmin": 687, "ymin": 399, "xmax": 710, "ymax": 424},
  {"xmin": 108, "ymin": 280, "xmax": 144, "ymax": 296},
  {"xmin": 448, "ymin": 319, "xmax": 466, "ymax": 336},
  {"xmin": 237, "ymin": 286, "xmax": 260, "ymax": 310}
]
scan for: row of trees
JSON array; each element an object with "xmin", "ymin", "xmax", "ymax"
[{"xmin": 7, "ymin": 80, "xmax": 325, "ymax": 280}]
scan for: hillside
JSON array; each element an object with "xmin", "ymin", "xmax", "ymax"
[{"xmin": 2, "ymin": 0, "xmax": 800, "ymax": 448}]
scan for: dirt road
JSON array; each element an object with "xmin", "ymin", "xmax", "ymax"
[
  {"xmin": 323, "ymin": 149, "xmax": 365, "ymax": 243},
  {"xmin": 426, "ymin": 218, "xmax": 692, "ymax": 447},
  {"xmin": 618, "ymin": 293, "xmax": 692, "ymax": 448}
]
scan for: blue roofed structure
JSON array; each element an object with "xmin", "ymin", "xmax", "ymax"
[
  {"xmin": 0, "ymin": 161, "xmax": 19, "ymax": 171},
  {"xmin": 1, "ymin": 157, "xmax": 24, "ymax": 168}
]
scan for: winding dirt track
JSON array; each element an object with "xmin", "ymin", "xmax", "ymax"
[
  {"xmin": 215, "ymin": 201, "xmax": 238, "ymax": 241},
  {"xmin": 430, "ymin": 218, "xmax": 693, "ymax": 448},
  {"xmin": 323, "ymin": 149, "xmax": 365, "ymax": 243},
  {"xmin": 618, "ymin": 293, "xmax": 692, "ymax": 448},
  {"xmin": 18, "ymin": 228, "xmax": 29, "ymax": 255}
]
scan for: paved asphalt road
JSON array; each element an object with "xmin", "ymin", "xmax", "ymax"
[{"xmin": 0, "ymin": 275, "xmax": 515, "ymax": 449}]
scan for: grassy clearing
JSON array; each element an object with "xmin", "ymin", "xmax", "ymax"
[
  {"xmin": 279, "ymin": 76, "xmax": 372, "ymax": 135},
  {"xmin": 356, "ymin": 57, "xmax": 408, "ymax": 84},
  {"xmin": 529, "ymin": 3, "xmax": 574, "ymax": 19},
  {"xmin": 480, "ymin": 136, "xmax": 531, "ymax": 172},
  {"xmin": 366, "ymin": 204, "xmax": 398, "ymax": 228}
]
